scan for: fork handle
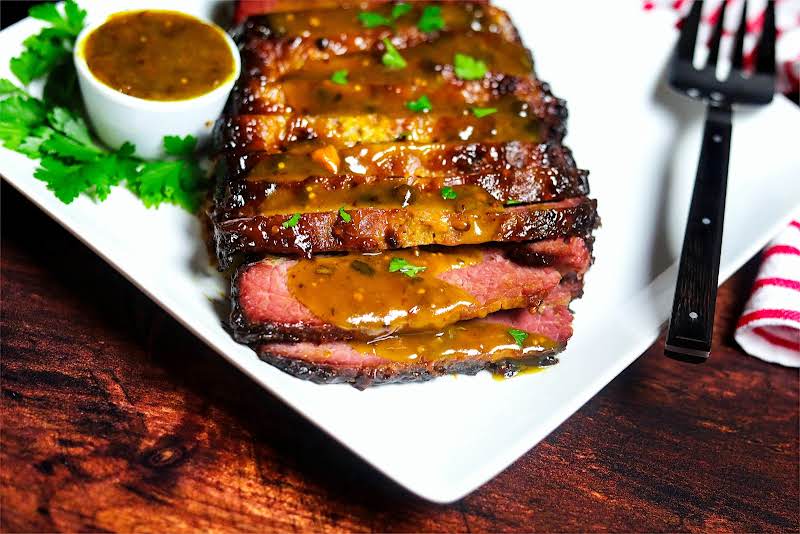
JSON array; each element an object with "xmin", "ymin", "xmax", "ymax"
[{"xmin": 665, "ymin": 104, "xmax": 732, "ymax": 363}]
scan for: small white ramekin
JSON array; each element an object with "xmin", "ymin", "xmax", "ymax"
[{"xmin": 73, "ymin": 10, "xmax": 240, "ymax": 159}]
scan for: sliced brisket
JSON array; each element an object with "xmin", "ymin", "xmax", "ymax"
[
  {"xmin": 214, "ymin": 196, "xmax": 598, "ymax": 267},
  {"xmin": 231, "ymin": 237, "xmax": 590, "ymax": 343},
  {"xmin": 256, "ymin": 305, "xmax": 573, "ymax": 388}
]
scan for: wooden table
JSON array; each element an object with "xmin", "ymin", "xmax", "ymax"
[{"xmin": 1, "ymin": 184, "xmax": 798, "ymax": 533}]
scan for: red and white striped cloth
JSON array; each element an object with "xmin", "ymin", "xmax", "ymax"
[{"xmin": 734, "ymin": 221, "xmax": 800, "ymax": 366}]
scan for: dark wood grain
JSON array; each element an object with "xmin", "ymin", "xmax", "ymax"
[{"xmin": 1, "ymin": 183, "xmax": 798, "ymax": 533}]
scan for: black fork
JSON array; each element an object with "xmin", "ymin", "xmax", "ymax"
[{"xmin": 665, "ymin": 0, "xmax": 776, "ymax": 363}]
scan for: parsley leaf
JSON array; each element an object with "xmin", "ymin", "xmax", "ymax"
[
  {"xmin": 359, "ymin": 3, "xmax": 411, "ymax": 28},
  {"xmin": 440, "ymin": 186, "xmax": 457, "ymax": 199},
  {"xmin": 472, "ymin": 107, "xmax": 498, "ymax": 118},
  {"xmin": 382, "ymin": 38, "xmax": 407, "ymax": 69},
  {"xmin": 358, "ymin": 11, "xmax": 392, "ymax": 28},
  {"xmin": 10, "ymin": 1, "xmax": 85, "ymax": 85},
  {"xmin": 29, "ymin": 1, "xmax": 86, "ymax": 36},
  {"xmin": 330, "ymin": 69, "xmax": 349, "ymax": 85},
  {"xmin": 391, "ymin": 3, "xmax": 412, "ymax": 19},
  {"xmin": 282, "ymin": 213, "xmax": 302, "ymax": 228},
  {"xmin": 338, "ymin": 206, "xmax": 352, "ymax": 223},
  {"xmin": 508, "ymin": 328, "xmax": 528, "ymax": 347},
  {"xmin": 454, "ymin": 53, "xmax": 488, "ymax": 80},
  {"xmin": 389, "ymin": 257, "xmax": 427, "ymax": 277},
  {"xmin": 0, "ymin": 91, "xmax": 47, "ymax": 150},
  {"xmin": 128, "ymin": 136, "xmax": 205, "ymax": 211},
  {"xmin": 505, "ymin": 199, "xmax": 524, "ymax": 206},
  {"xmin": 0, "ymin": 79, "xmax": 24, "ymax": 96},
  {"xmin": 33, "ymin": 156, "xmax": 85, "ymax": 203},
  {"xmin": 405, "ymin": 95, "xmax": 432, "ymax": 113},
  {"xmin": 163, "ymin": 134, "xmax": 197, "ymax": 157},
  {"xmin": 417, "ymin": 5, "xmax": 445, "ymax": 33}
]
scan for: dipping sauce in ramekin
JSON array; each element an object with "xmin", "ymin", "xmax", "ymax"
[
  {"xmin": 83, "ymin": 10, "xmax": 236, "ymax": 101},
  {"xmin": 74, "ymin": 10, "xmax": 240, "ymax": 158}
]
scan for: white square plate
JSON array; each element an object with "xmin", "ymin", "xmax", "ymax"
[{"xmin": 2, "ymin": 1, "xmax": 799, "ymax": 503}]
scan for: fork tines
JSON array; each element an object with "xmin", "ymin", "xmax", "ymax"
[{"xmin": 670, "ymin": 0, "xmax": 776, "ymax": 104}]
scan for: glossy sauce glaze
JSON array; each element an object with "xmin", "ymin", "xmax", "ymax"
[
  {"xmin": 350, "ymin": 320, "xmax": 558, "ymax": 364},
  {"xmin": 246, "ymin": 3, "xmax": 508, "ymax": 40},
  {"xmin": 255, "ymin": 33, "xmax": 532, "ymax": 83},
  {"xmin": 220, "ymin": 110, "xmax": 544, "ymax": 153},
  {"xmin": 287, "ymin": 248, "xmax": 483, "ymax": 332},
  {"xmin": 258, "ymin": 183, "xmax": 498, "ymax": 216},
  {"xmin": 83, "ymin": 10, "xmax": 235, "ymax": 101}
]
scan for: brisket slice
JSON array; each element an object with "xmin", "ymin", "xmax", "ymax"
[
  {"xmin": 230, "ymin": 237, "xmax": 590, "ymax": 344},
  {"xmin": 243, "ymin": 32, "xmax": 531, "ymax": 82},
  {"xmin": 256, "ymin": 303, "xmax": 574, "ymax": 388},
  {"xmin": 236, "ymin": 4, "xmax": 517, "ymax": 81},
  {"xmin": 214, "ymin": 196, "xmax": 598, "ymax": 268},
  {"xmin": 213, "ymin": 142, "xmax": 589, "ymax": 221},
  {"xmin": 215, "ymin": 110, "xmax": 553, "ymax": 153},
  {"xmin": 230, "ymin": 76, "xmax": 566, "ymax": 140}
]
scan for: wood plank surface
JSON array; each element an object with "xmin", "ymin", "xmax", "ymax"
[{"xmin": 1, "ymin": 184, "xmax": 798, "ymax": 533}]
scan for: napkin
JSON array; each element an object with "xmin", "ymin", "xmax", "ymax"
[{"xmin": 734, "ymin": 221, "xmax": 800, "ymax": 366}]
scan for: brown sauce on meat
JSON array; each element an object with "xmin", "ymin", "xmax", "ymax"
[
  {"xmin": 257, "ymin": 3, "xmax": 494, "ymax": 40},
  {"xmin": 287, "ymin": 248, "xmax": 485, "ymax": 333},
  {"xmin": 257, "ymin": 183, "xmax": 498, "ymax": 216},
  {"xmin": 83, "ymin": 10, "xmax": 235, "ymax": 101},
  {"xmin": 350, "ymin": 320, "xmax": 558, "ymax": 364},
  {"xmin": 244, "ymin": 141, "xmax": 521, "ymax": 182},
  {"xmin": 232, "ymin": 111, "xmax": 543, "ymax": 152},
  {"xmin": 280, "ymin": 33, "xmax": 531, "ymax": 82},
  {"xmin": 244, "ymin": 82, "xmax": 534, "ymax": 118}
]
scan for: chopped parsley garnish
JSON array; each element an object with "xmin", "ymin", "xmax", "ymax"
[
  {"xmin": 389, "ymin": 257, "xmax": 427, "ymax": 277},
  {"xmin": 282, "ymin": 213, "xmax": 301, "ymax": 228},
  {"xmin": 381, "ymin": 38, "xmax": 407, "ymax": 69},
  {"xmin": 0, "ymin": 1, "xmax": 206, "ymax": 212},
  {"xmin": 338, "ymin": 206, "xmax": 352, "ymax": 222},
  {"xmin": 417, "ymin": 5, "xmax": 445, "ymax": 33},
  {"xmin": 330, "ymin": 69, "xmax": 348, "ymax": 85},
  {"xmin": 505, "ymin": 199, "xmax": 524, "ymax": 206},
  {"xmin": 472, "ymin": 107, "xmax": 498, "ymax": 118},
  {"xmin": 391, "ymin": 3, "xmax": 412, "ymax": 19},
  {"xmin": 440, "ymin": 186, "xmax": 457, "ymax": 199},
  {"xmin": 358, "ymin": 11, "xmax": 392, "ymax": 28},
  {"xmin": 508, "ymin": 328, "xmax": 528, "ymax": 347},
  {"xmin": 454, "ymin": 53, "xmax": 488, "ymax": 80},
  {"xmin": 359, "ymin": 3, "xmax": 411, "ymax": 29},
  {"xmin": 405, "ymin": 95, "xmax": 432, "ymax": 113}
]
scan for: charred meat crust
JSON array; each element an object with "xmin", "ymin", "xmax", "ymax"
[
  {"xmin": 256, "ymin": 347, "xmax": 562, "ymax": 389},
  {"xmin": 235, "ymin": 5, "xmax": 519, "ymax": 81},
  {"xmin": 212, "ymin": 142, "xmax": 589, "ymax": 220},
  {"xmin": 214, "ymin": 196, "xmax": 598, "ymax": 268}
]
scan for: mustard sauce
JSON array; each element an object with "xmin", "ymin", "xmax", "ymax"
[
  {"xmin": 350, "ymin": 320, "xmax": 558, "ymax": 364},
  {"xmin": 258, "ymin": 183, "xmax": 499, "ymax": 216},
  {"xmin": 83, "ymin": 10, "xmax": 235, "ymax": 101},
  {"xmin": 287, "ymin": 248, "xmax": 485, "ymax": 333}
]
